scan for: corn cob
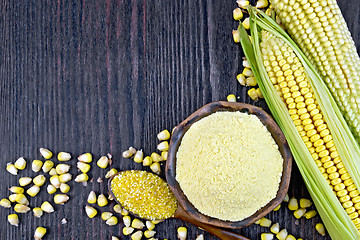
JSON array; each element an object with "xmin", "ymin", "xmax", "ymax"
[
  {"xmin": 236, "ymin": 7, "xmax": 360, "ymax": 239},
  {"xmin": 271, "ymin": 0, "xmax": 360, "ymax": 142}
]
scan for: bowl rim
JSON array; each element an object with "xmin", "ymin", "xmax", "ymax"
[{"xmin": 165, "ymin": 101, "xmax": 292, "ymax": 229}]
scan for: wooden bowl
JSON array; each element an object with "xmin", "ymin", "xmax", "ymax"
[{"xmin": 165, "ymin": 101, "xmax": 292, "ymax": 229}]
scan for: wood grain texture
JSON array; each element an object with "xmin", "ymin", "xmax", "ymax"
[{"xmin": 0, "ymin": 0, "xmax": 359, "ymax": 239}]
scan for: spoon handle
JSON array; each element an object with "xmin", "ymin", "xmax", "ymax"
[{"xmin": 176, "ymin": 211, "xmax": 250, "ymax": 240}]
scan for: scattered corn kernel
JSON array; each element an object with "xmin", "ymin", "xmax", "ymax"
[
  {"xmin": 39, "ymin": 148, "xmax": 53, "ymax": 159},
  {"xmin": 145, "ymin": 221, "xmax": 155, "ymax": 230},
  {"xmin": 304, "ymin": 210, "xmax": 317, "ymax": 219},
  {"xmin": 276, "ymin": 229, "xmax": 288, "ymax": 240},
  {"xmin": 87, "ymin": 191, "xmax": 97, "ymax": 204},
  {"xmin": 285, "ymin": 234, "xmax": 296, "ymax": 240},
  {"xmin": 14, "ymin": 204, "xmax": 30, "ymax": 213},
  {"xmin": 6, "ymin": 163, "xmax": 18, "ymax": 175},
  {"xmin": 121, "ymin": 208, "xmax": 129, "ymax": 216},
  {"xmin": 246, "ymin": 77, "xmax": 257, "ymax": 87},
  {"xmin": 255, "ymin": 88, "xmax": 263, "ymax": 98},
  {"xmin": 78, "ymin": 153, "xmax": 92, "ymax": 163},
  {"xmin": 242, "ymin": 17, "xmax": 250, "ymax": 30},
  {"xmin": 259, "ymin": 217, "xmax": 272, "ymax": 227},
  {"xmin": 122, "ymin": 149, "xmax": 134, "ymax": 158},
  {"xmin": 151, "ymin": 219, "xmax": 163, "ymax": 224},
  {"xmin": 131, "ymin": 230, "xmax": 143, "ymax": 240},
  {"xmin": 56, "ymin": 164, "xmax": 70, "ymax": 175},
  {"xmin": 42, "ymin": 160, "xmax": 54, "ymax": 173},
  {"xmin": 270, "ymin": 223, "xmax": 280, "ymax": 234},
  {"xmin": 14, "ymin": 157, "xmax": 26, "ymax": 170},
  {"xmin": 75, "ymin": 173, "xmax": 89, "ymax": 182},
  {"xmin": 47, "ymin": 184, "xmax": 57, "ymax": 194},
  {"xmin": 315, "ymin": 223, "xmax": 326, "ymax": 236},
  {"xmin": 158, "ymin": 129, "xmax": 171, "ymax": 141},
  {"xmin": 283, "ymin": 193, "xmax": 289, "ymax": 202},
  {"xmin": 294, "ymin": 208, "xmax": 306, "ymax": 219},
  {"xmin": 123, "ymin": 215, "xmax": 131, "ymax": 227},
  {"xmin": 232, "ymin": 29, "xmax": 240, "ymax": 43},
  {"xmin": 248, "ymin": 88, "xmax": 259, "ymax": 101},
  {"xmin": 33, "ymin": 175, "xmax": 46, "ymax": 187},
  {"xmin": 273, "ymin": 204, "xmax": 281, "ymax": 211},
  {"xmin": 134, "ymin": 150, "xmax": 144, "ymax": 163},
  {"xmin": 233, "ymin": 7, "xmax": 243, "ymax": 21},
  {"xmin": 106, "ymin": 216, "xmax": 118, "ymax": 226},
  {"xmin": 261, "ymin": 233, "xmax": 274, "ymax": 240},
  {"xmin": 58, "ymin": 152, "xmax": 71, "ymax": 161},
  {"xmin": 288, "ymin": 197, "xmax": 299, "ymax": 211},
  {"xmin": 161, "ymin": 151, "xmax": 168, "ymax": 161},
  {"xmin": 8, "ymin": 194, "xmax": 17, "ymax": 202},
  {"xmin": 196, "ymin": 234, "xmax": 204, "ymax": 240},
  {"xmin": 49, "ymin": 168, "xmax": 57, "ymax": 175},
  {"xmin": 113, "ymin": 204, "xmax": 122, "ymax": 213},
  {"xmin": 132, "ymin": 218, "xmax": 145, "ymax": 229},
  {"xmin": 112, "ymin": 237, "xmax": 120, "ymax": 240},
  {"xmin": 143, "ymin": 156, "xmax": 153, "ymax": 166},
  {"xmin": 77, "ymin": 162, "xmax": 91, "ymax": 173},
  {"xmin": 33, "ymin": 207, "xmax": 43, "ymax": 218},
  {"xmin": 150, "ymin": 152, "xmax": 163, "ymax": 163},
  {"xmin": 157, "ymin": 141, "xmax": 169, "ymax": 152},
  {"xmin": 123, "ymin": 227, "xmax": 135, "ymax": 235},
  {"xmin": 299, "ymin": 198, "xmax": 312, "ymax": 209},
  {"xmin": 150, "ymin": 162, "xmax": 161, "ymax": 174},
  {"xmin": 27, "ymin": 185, "xmax": 40, "ymax": 197},
  {"xmin": 237, "ymin": 73, "xmax": 246, "ymax": 85},
  {"xmin": 97, "ymin": 156, "xmax": 109, "ymax": 168},
  {"xmin": 41, "ymin": 201, "xmax": 54, "ymax": 213},
  {"xmin": 15, "ymin": 194, "xmax": 29, "ymax": 205},
  {"xmin": 144, "ymin": 230, "xmax": 156, "ymax": 238},
  {"xmin": 59, "ymin": 173, "xmax": 72, "ymax": 183},
  {"xmin": 59, "ymin": 183, "xmax": 70, "ymax": 193},
  {"xmin": 50, "ymin": 175, "xmax": 61, "ymax": 188},
  {"xmin": 32, "ymin": 160, "xmax": 43, "ymax": 173},
  {"xmin": 34, "ymin": 227, "xmax": 47, "ymax": 240},
  {"xmin": 227, "ymin": 94, "xmax": 237, "ymax": 102},
  {"xmin": 256, "ymin": 0, "xmax": 269, "ymax": 8},
  {"xmin": 177, "ymin": 227, "xmax": 187, "ymax": 240},
  {"xmin": 8, "ymin": 214, "xmax": 19, "ymax": 226},
  {"xmin": 19, "ymin": 177, "xmax": 32, "ymax": 187},
  {"xmin": 105, "ymin": 169, "xmax": 117, "ymax": 179},
  {"xmin": 101, "ymin": 212, "xmax": 113, "ymax": 221},
  {"xmin": 85, "ymin": 205, "xmax": 97, "ymax": 218},
  {"xmin": 9, "ymin": 186, "xmax": 24, "ymax": 194},
  {"xmin": 237, "ymin": 0, "xmax": 249, "ymax": 9},
  {"xmin": 97, "ymin": 194, "xmax": 108, "ymax": 207},
  {"xmin": 0, "ymin": 198, "xmax": 11, "ymax": 208}
]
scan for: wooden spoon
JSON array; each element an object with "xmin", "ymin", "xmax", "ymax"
[{"xmin": 108, "ymin": 171, "xmax": 250, "ymax": 240}]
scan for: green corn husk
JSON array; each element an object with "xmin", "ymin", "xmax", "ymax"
[{"xmin": 237, "ymin": 7, "xmax": 360, "ymax": 240}]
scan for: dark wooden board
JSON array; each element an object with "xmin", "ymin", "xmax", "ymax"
[{"xmin": 0, "ymin": 0, "xmax": 359, "ymax": 239}]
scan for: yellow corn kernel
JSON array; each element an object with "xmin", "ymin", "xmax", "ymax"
[
  {"xmin": 85, "ymin": 205, "xmax": 97, "ymax": 218},
  {"xmin": 177, "ymin": 227, "xmax": 187, "ymax": 240},
  {"xmin": 39, "ymin": 148, "xmax": 53, "ymax": 159},
  {"xmin": 9, "ymin": 194, "xmax": 17, "ymax": 202},
  {"xmin": 276, "ymin": 229, "xmax": 288, "ymax": 240},
  {"xmin": 273, "ymin": 204, "xmax": 281, "ymax": 211},
  {"xmin": 97, "ymin": 156, "xmax": 109, "ymax": 168},
  {"xmin": 161, "ymin": 151, "xmax": 168, "ymax": 161},
  {"xmin": 121, "ymin": 208, "xmax": 130, "ymax": 216},
  {"xmin": 134, "ymin": 150, "xmax": 144, "ymax": 163},
  {"xmin": 143, "ymin": 156, "xmax": 153, "ymax": 166},
  {"xmin": 15, "ymin": 194, "xmax": 29, "ymax": 205},
  {"xmin": 50, "ymin": 175, "xmax": 61, "ymax": 188},
  {"xmin": 132, "ymin": 218, "xmax": 145, "ymax": 229},
  {"xmin": 157, "ymin": 141, "xmax": 169, "ymax": 152},
  {"xmin": 283, "ymin": 193, "xmax": 289, "ymax": 202},
  {"xmin": 256, "ymin": 0, "xmax": 268, "ymax": 8},
  {"xmin": 259, "ymin": 217, "xmax": 272, "ymax": 227},
  {"xmin": 248, "ymin": 88, "xmax": 259, "ymax": 101},
  {"xmin": 49, "ymin": 168, "xmax": 57, "ymax": 176},
  {"xmin": 123, "ymin": 227, "xmax": 135, "ymax": 235},
  {"xmin": 232, "ymin": 29, "xmax": 240, "ymax": 43},
  {"xmin": 112, "ymin": 204, "xmax": 121, "ymax": 213},
  {"xmin": 97, "ymin": 194, "xmax": 108, "ymax": 207},
  {"xmin": 315, "ymin": 223, "xmax": 326, "ymax": 236},
  {"xmin": 105, "ymin": 168, "xmax": 118, "ymax": 178},
  {"xmin": 33, "ymin": 175, "xmax": 46, "ymax": 187},
  {"xmin": 74, "ymin": 173, "xmax": 89, "ymax": 182},
  {"xmin": 34, "ymin": 227, "xmax": 47, "ymax": 240},
  {"xmin": 9, "ymin": 186, "xmax": 24, "ymax": 194},
  {"xmin": 233, "ymin": 7, "xmax": 243, "ymax": 21},
  {"xmin": 150, "ymin": 152, "xmax": 163, "ymax": 162},
  {"xmin": 237, "ymin": 0, "xmax": 249, "ymax": 8},
  {"xmin": 270, "ymin": 222, "xmax": 280, "ymax": 234},
  {"xmin": 294, "ymin": 208, "xmax": 306, "ymax": 219},
  {"xmin": 14, "ymin": 157, "xmax": 26, "ymax": 170},
  {"xmin": 106, "ymin": 216, "xmax": 118, "ymax": 226},
  {"xmin": 146, "ymin": 220, "xmax": 155, "ymax": 230},
  {"xmin": 55, "ymin": 164, "xmax": 70, "ymax": 175},
  {"xmin": 227, "ymin": 94, "xmax": 237, "ymax": 102},
  {"xmin": 101, "ymin": 212, "xmax": 113, "ymax": 221},
  {"xmin": 78, "ymin": 153, "xmax": 92, "ymax": 163},
  {"xmin": 27, "ymin": 185, "xmax": 40, "ymax": 197},
  {"xmin": 57, "ymin": 152, "xmax": 71, "ymax": 161},
  {"xmin": 285, "ymin": 235, "xmax": 296, "ymax": 240},
  {"xmin": 33, "ymin": 207, "xmax": 43, "ymax": 218},
  {"xmin": 8, "ymin": 214, "xmax": 19, "ymax": 226},
  {"xmin": 150, "ymin": 162, "xmax": 161, "ymax": 174},
  {"xmin": 144, "ymin": 230, "xmax": 156, "ymax": 238},
  {"xmin": 261, "ymin": 233, "xmax": 274, "ymax": 240},
  {"xmin": 158, "ymin": 129, "xmax": 171, "ymax": 141},
  {"xmin": 0, "ymin": 198, "xmax": 11, "ymax": 208},
  {"xmin": 47, "ymin": 184, "xmax": 57, "ymax": 194},
  {"xmin": 288, "ymin": 197, "xmax": 298, "ymax": 211},
  {"xmin": 151, "ymin": 219, "xmax": 164, "ymax": 224},
  {"xmin": 299, "ymin": 198, "xmax": 312, "ymax": 208},
  {"xmin": 32, "ymin": 160, "xmax": 43, "ymax": 173},
  {"xmin": 237, "ymin": 73, "xmax": 246, "ymax": 85},
  {"xmin": 123, "ymin": 215, "xmax": 131, "ymax": 227},
  {"xmin": 131, "ymin": 230, "xmax": 143, "ymax": 240},
  {"xmin": 42, "ymin": 160, "xmax": 54, "ymax": 173},
  {"xmin": 41, "ymin": 201, "xmax": 54, "ymax": 213},
  {"xmin": 59, "ymin": 173, "xmax": 72, "ymax": 183},
  {"xmin": 242, "ymin": 17, "xmax": 250, "ymax": 30},
  {"xmin": 18, "ymin": 177, "xmax": 32, "ymax": 187},
  {"xmin": 196, "ymin": 234, "xmax": 204, "ymax": 240},
  {"xmin": 304, "ymin": 210, "xmax": 317, "ymax": 219},
  {"xmin": 14, "ymin": 204, "xmax": 30, "ymax": 213},
  {"xmin": 77, "ymin": 162, "xmax": 91, "ymax": 173},
  {"xmin": 88, "ymin": 191, "xmax": 97, "ymax": 204},
  {"xmin": 54, "ymin": 194, "xmax": 69, "ymax": 205},
  {"xmin": 112, "ymin": 237, "xmax": 120, "ymax": 240},
  {"xmin": 243, "ymin": 67, "xmax": 253, "ymax": 77}
]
